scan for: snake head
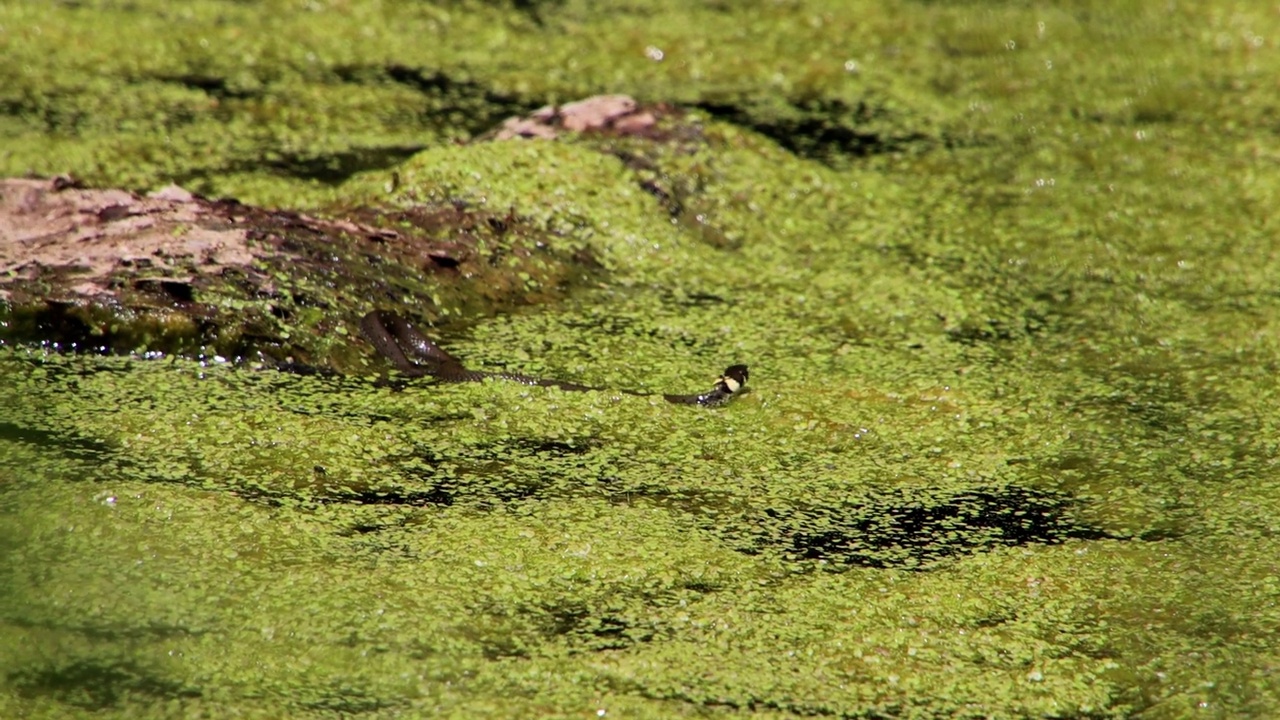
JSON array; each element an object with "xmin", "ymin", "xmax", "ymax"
[{"xmin": 720, "ymin": 365, "xmax": 749, "ymax": 394}]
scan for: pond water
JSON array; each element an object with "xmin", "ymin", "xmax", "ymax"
[{"xmin": 2, "ymin": 1, "xmax": 1279, "ymax": 717}]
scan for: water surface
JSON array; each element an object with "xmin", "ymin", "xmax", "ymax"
[{"xmin": 3, "ymin": 0, "xmax": 1279, "ymax": 717}]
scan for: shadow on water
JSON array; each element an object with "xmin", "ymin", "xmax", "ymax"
[
  {"xmin": 8, "ymin": 658, "xmax": 200, "ymax": 711},
  {"xmin": 0, "ymin": 422, "xmax": 116, "ymax": 462},
  {"xmin": 745, "ymin": 485, "xmax": 1112, "ymax": 570}
]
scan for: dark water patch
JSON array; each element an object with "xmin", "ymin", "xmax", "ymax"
[
  {"xmin": 8, "ymin": 657, "xmax": 200, "ymax": 710},
  {"xmin": 943, "ymin": 313, "xmax": 1048, "ymax": 345},
  {"xmin": 881, "ymin": 241, "xmax": 969, "ymax": 274},
  {"xmin": 325, "ymin": 486, "xmax": 455, "ymax": 508},
  {"xmin": 603, "ymin": 483, "xmax": 750, "ymax": 523},
  {"xmin": 0, "ymin": 421, "xmax": 116, "ymax": 461},
  {"xmin": 500, "ymin": 437, "xmax": 597, "ymax": 456},
  {"xmin": 298, "ymin": 684, "xmax": 400, "ymax": 715},
  {"xmin": 697, "ymin": 97, "xmax": 931, "ymax": 164},
  {"xmin": 334, "ymin": 63, "xmax": 534, "ymax": 136},
  {"xmin": 445, "ymin": 0, "xmax": 566, "ymax": 27},
  {"xmin": 335, "ymin": 513, "xmax": 419, "ymax": 538},
  {"xmin": 749, "ymin": 485, "xmax": 1110, "ymax": 570},
  {"xmin": 1079, "ymin": 377, "xmax": 1200, "ymax": 436},
  {"xmin": 151, "ymin": 73, "xmax": 258, "ymax": 101},
  {"xmin": 0, "ymin": 417, "xmax": 601, "ymax": 511},
  {"xmin": 532, "ymin": 600, "xmax": 663, "ymax": 652},
  {"xmin": 1, "ymin": 616, "xmax": 204, "ymax": 643},
  {"xmin": 462, "ymin": 586, "xmax": 683, "ymax": 662},
  {"xmin": 477, "ymin": 586, "xmax": 720, "ymax": 656},
  {"xmin": 345, "ymin": 437, "xmax": 606, "ymax": 509},
  {"xmin": 0, "ymin": 88, "xmax": 111, "ymax": 135},
  {"xmin": 259, "ymin": 144, "xmax": 429, "ymax": 186},
  {"xmin": 662, "ymin": 290, "xmax": 732, "ymax": 308},
  {"xmin": 405, "ymin": 436, "xmax": 598, "ymax": 464}
]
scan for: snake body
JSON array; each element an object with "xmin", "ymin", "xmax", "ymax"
[{"xmin": 360, "ymin": 310, "xmax": 747, "ymax": 406}]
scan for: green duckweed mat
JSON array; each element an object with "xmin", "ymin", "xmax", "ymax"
[{"xmin": 3, "ymin": 0, "xmax": 1280, "ymax": 717}]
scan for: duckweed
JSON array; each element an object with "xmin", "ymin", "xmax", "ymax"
[{"xmin": 4, "ymin": 0, "xmax": 1280, "ymax": 717}]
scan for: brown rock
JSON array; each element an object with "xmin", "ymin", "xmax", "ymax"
[
  {"xmin": 0, "ymin": 177, "xmax": 255, "ymax": 301},
  {"xmin": 486, "ymin": 94, "xmax": 659, "ymax": 141}
]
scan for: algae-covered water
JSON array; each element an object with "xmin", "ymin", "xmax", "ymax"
[{"xmin": 3, "ymin": 1, "xmax": 1280, "ymax": 718}]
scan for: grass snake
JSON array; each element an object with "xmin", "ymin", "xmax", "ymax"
[{"xmin": 360, "ymin": 310, "xmax": 748, "ymax": 407}]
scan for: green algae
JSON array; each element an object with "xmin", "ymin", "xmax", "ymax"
[
  {"xmin": 5, "ymin": 0, "xmax": 1280, "ymax": 718},
  {"xmin": 1, "ymin": 0, "xmax": 955, "ymax": 204}
]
